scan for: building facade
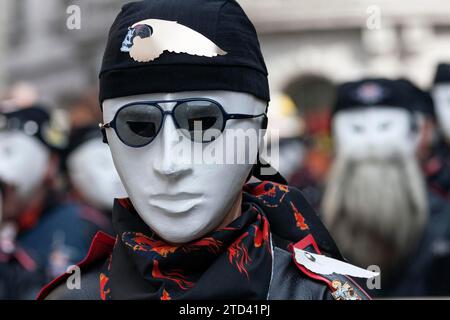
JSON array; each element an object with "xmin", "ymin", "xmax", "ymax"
[{"xmin": 1, "ymin": 0, "xmax": 450, "ymax": 109}]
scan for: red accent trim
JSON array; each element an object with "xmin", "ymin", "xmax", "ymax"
[
  {"xmin": 118, "ymin": 198, "xmax": 133, "ymax": 211},
  {"xmin": 424, "ymin": 157, "xmax": 442, "ymax": 176},
  {"xmin": 294, "ymin": 234, "xmax": 322, "ymax": 254},
  {"xmin": 291, "ymin": 235, "xmax": 336, "ymax": 292},
  {"xmin": 14, "ymin": 247, "xmax": 37, "ymax": 272},
  {"xmin": 294, "ymin": 260, "xmax": 333, "ymax": 288},
  {"xmin": 18, "ymin": 202, "xmax": 44, "ymax": 232},
  {"xmin": 292, "ymin": 234, "xmax": 342, "ymax": 292},
  {"xmin": 36, "ymin": 231, "xmax": 115, "ymax": 300},
  {"xmin": 291, "ymin": 235, "xmax": 372, "ymax": 300}
]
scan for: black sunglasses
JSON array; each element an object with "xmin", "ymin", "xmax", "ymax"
[{"xmin": 100, "ymin": 98, "xmax": 267, "ymax": 148}]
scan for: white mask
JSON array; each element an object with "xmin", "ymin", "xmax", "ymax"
[
  {"xmin": 333, "ymin": 107, "xmax": 417, "ymax": 159},
  {"xmin": 103, "ymin": 91, "xmax": 266, "ymax": 244},
  {"xmin": 67, "ymin": 138, "xmax": 127, "ymax": 210},
  {"xmin": 0, "ymin": 131, "xmax": 50, "ymax": 200},
  {"xmin": 432, "ymin": 84, "xmax": 450, "ymax": 141}
]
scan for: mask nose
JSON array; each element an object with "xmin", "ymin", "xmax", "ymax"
[{"xmin": 153, "ymin": 114, "xmax": 193, "ymax": 178}]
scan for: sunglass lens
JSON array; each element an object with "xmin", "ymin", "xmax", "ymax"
[
  {"xmin": 174, "ymin": 100, "xmax": 224, "ymax": 143},
  {"xmin": 116, "ymin": 104, "xmax": 163, "ymax": 147}
]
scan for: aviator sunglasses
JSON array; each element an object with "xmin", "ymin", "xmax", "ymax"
[{"xmin": 100, "ymin": 98, "xmax": 267, "ymax": 148}]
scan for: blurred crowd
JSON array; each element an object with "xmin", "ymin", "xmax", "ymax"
[
  {"xmin": 1, "ymin": 62, "xmax": 450, "ymax": 299},
  {"xmin": 269, "ymin": 63, "xmax": 450, "ymax": 297},
  {"xmin": 0, "ymin": 84, "xmax": 125, "ymax": 299}
]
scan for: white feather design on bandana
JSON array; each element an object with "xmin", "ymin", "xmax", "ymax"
[{"xmin": 121, "ymin": 19, "xmax": 227, "ymax": 63}]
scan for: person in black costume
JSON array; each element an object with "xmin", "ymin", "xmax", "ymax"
[{"xmin": 38, "ymin": 0, "xmax": 373, "ymax": 300}]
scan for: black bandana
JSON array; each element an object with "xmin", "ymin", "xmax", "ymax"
[
  {"xmin": 99, "ymin": 0, "xmax": 270, "ymax": 104},
  {"xmin": 99, "ymin": 181, "xmax": 341, "ymax": 300}
]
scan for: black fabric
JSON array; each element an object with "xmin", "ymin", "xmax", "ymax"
[
  {"xmin": 412, "ymin": 88, "xmax": 435, "ymax": 119},
  {"xmin": 62, "ymin": 124, "xmax": 103, "ymax": 171},
  {"xmin": 427, "ymin": 140, "xmax": 450, "ymax": 200},
  {"xmin": 268, "ymin": 247, "xmax": 333, "ymax": 300},
  {"xmin": 434, "ymin": 63, "xmax": 450, "ymax": 84},
  {"xmin": 45, "ymin": 262, "xmax": 104, "ymax": 300},
  {"xmin": 65, "ymin": 125, "xmax": 102, "ymax": 157},
  {"xmin": 99, "ymin": 0, "xmax": 270, "ymax": 103},
  {"xmin": 365, "ymin": 190, "xmax": 450, "ymax": 297},
  {"xmin": 333, "ymin": 78, "xmax": 434, "ymax": 117},
  {"xmin": 251, "ymin": 156, "xmax": 288, "ymax": 185},
  {"xmin": 43, "ymin": 247, "xmax": 335, "ymax": 300},
  {"xmin": 99, "ymin": 181, "xmax": 342, "ymax": 300}
]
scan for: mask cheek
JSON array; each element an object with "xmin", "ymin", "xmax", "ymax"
[
  {"xmin": 19, "ymin": 152, "xmax": 49, "ymax": 199},
  {"xmin": 437, "ymin": 104, "xmax": 450, "ymax": 139},
  {"xmin": 70, "ymin": 140, "xmax": 126, "ymax": 209},
  {"xmin": 8, "ymin": 141, "xmax": 49, "ymax": 200},
  {"xmin": 106, "ymin": 130, "xmax": 131, "ymax": 170}
]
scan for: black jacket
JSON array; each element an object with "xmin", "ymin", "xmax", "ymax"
[{"xmin": 42, "ymin": 234, "xmax": 369, "ymax": 300}]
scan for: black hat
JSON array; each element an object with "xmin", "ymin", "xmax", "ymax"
[
  {"xmin": 99, "ymin": 0, "xmax": 269, "ymax": 104},
  {"xmin": 410, "ymin": 87, "xmax": 435, "ymax": 119},
  {"xmin": 65, "ymin": 125, "xmax": 102, "ymax": 157},
  {"xmin": 433, "ymin": 63, "xmax": 450, "ymax": 84},
  {"xmin": 333, "ymin": 78, "xmax": 434, "ymax": 117},
  {"xmin": 0, "ymin": 106, "xmax": 67, "ymax": 151},
  {"xmin": 61, "ymin": 124, "xmax": 103, "ymax": 171}
]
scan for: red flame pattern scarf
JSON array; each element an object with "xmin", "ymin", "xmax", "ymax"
[{"xmin": 100, "ymin": 181, "xmax": 341, "ymax": 300}]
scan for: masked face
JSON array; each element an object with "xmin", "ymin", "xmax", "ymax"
[
  {"xmin": 323, "ymin": 107, "xmax": 428, "ymax": 276},
  {"xmin": 67, "ymin": 138, "xmax": 127, "ymax": 210},
  {"xmin": 432, "ymin": 84, "xmax": 450, "ymax": 142},
  {"xmin": 0, "ymin": 131, "xmax": 50, "ymax": 221},
  {"xmin": 103, "ymin": 91, "xmax": 266, "ymax": 244},
  {"xmin": 333, "ymin": 107, "xmax": 417, "ymax": 160}
]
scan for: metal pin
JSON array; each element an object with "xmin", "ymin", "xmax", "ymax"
[{"xmin": 305, "ymin": 252, "xmax": 316, "ymax": 262}]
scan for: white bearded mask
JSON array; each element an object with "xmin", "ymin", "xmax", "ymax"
[
  {"xmin": 0, "ymin": 131, "xmax": 50, "ymax": 222},
  {"xmin": 323, "ymin": 106, "xmax": 428, "ymax": 274},
  {"xmin": 432, "ymin": 84, "xmax": 450, "ymax": 142},
  {"xmin": 102, "ymin": 91, "xmax": 266, "ymax": 244},
  {"xmin": 67, "ymin": 138, "xmax": 127, "ymax": 211}
]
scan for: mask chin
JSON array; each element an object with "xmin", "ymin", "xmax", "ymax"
[{"xmin": 68, "ymin": 139, "xmax": 127, "ymax": 211}]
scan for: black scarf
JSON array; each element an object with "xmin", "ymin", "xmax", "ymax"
[
  {"xmin": 100, "ymin": 181, "xmax": 341, "ymax": 300},
  {"xmin": 427, "ymin": 140, "xmax": 450, "ymax": 199}
]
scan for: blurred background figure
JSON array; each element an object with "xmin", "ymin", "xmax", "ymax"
[
  {"xmin": 63, "ymin": 125, "xmax": 125, "ymax": 228},
  {"xmin": 322, "ymin": 78, "xmax": 450, "ymax": 297},
  {"xmin": 287, "ymin": 88, "xmax": 334, "ymax": 211},
  {"xmin": 0, "ymin": 94, "xmax": 108, "ymax": 299},
  {"xmin": 0, "ymin": 102, "xmax": 65, "ymax": 299},
  {"xmin": 61, "ymin": 89, "xmax": 126, "ymax": 234},
  {"xmin": 429, "ymin": 63, "xmax": 450, "ymax": 201},
  {"xmin": 266, "ymin": 94, "xmax": 305, "ymax": 181},
  {"xmin": 0, "ymin": 0, "xmax": 450, "ymax": 300}
]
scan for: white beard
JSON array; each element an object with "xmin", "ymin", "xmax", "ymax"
[{"xmin": 322, "ymin": 153, "xmax": 428, "ymax": 277}]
